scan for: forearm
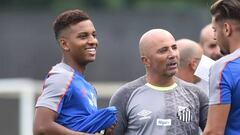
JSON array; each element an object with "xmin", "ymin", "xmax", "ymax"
[
  {"xmin": 34, "ymin": 121, "xmax": 93, "ymax": 135},
  {"xmin": 203, "ymin": 129, "xmax": 224, "ymax": 135},
  {"xmin": 203, "ymin": 105, "xmax": 230, "ymax": 135},
  {"xmin": 34, "ymin": 107, "xmax": 94, "ymax": 135}
]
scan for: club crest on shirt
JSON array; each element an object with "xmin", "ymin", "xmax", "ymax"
[{"xmin": 176, "ymin": 106, "xmax": 192, "ymax": 122}]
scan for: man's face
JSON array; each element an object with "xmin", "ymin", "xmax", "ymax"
[
  {"xmin": 146, "ymin": 39, "xmax": 179, "ymax": 78},
  {"xmin": 202, "ymin": 37, "xmax": 222, "ymax": 60},
  {"xmin": 212, "ymin": 17, "xmax": 230, "ymax": 55},
  {"xmin": 62, "ymin": 20, "xmax": 98, "ymax": 65}
]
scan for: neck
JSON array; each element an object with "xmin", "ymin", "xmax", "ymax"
[
  {"xmin": 229, "ymin": 33, "xmax": 240, "ymax": 53},
  {"xmin": 146, "ymin": 72, "xmax": 175, "ymax": 87},
  {"xmin": 176, "ymin": 68, "xmax": 194, "ymax": 83},
  {"xmin": 230, "ymin": 42, "xmax": 240, "ymax": 53},
  {"xmin": 62, "ymin": 56, "xmax": 86, "ymax": 75}
]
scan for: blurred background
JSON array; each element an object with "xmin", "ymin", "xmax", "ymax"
[{"xmin": 0, "ymin": 0, "xmax": 213, "ymax": 135}]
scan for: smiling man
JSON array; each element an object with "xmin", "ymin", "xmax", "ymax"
[
  {"xmin": 33, "ymin": 9, "xmax": 116, "ymax": 135},
  {"xmin": 110, "ymin": 29, "xmax": 208, "ymax": 135}
]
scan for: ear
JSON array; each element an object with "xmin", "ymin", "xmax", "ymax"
[
  {"xmin": 189, "ymin": 59, "xmax": 198, "ymax": 71},
  {"xmin": 223, "ymin": 22, "xmax": 232, "ymax": 37},
  {"xmin": 141, "ymin": 56, "xmax": 150, "ymax": 67},
  {"xmin": 58, "ymin": 38, "xmax": 70, "ymax": 52}
]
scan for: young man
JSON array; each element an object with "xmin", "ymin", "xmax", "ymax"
[
  {"xmin": 199, "ymin": 24, "xmax": 223, "ymax": 60},
  {"xmin": 203, "ymin": 0, "xmax": 240, "ymax": 134},
  {"xmin": 110, "ymin": 29, "xmax": 208, "ymax": 135},
  {"xmin": 33, "ymin": 9, "xmax": 116, "ymax": 135}
]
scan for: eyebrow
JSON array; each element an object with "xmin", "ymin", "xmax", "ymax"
[{"xmin": 77, "ymin": 30, "xmax": 96, "ymax": 35}]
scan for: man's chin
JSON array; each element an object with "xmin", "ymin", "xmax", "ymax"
[
  {"xmin": 86, "ymin": 56, "xmax": 96, "ymax": 62},
  {"xmin": 166, "ymin": 71, "xmax": 177, "ymax": 77},
  {"xmin": 79, "ymin": 59, "xmax": 96, "ymax": 66},
  {"xmin": 86, "ymin": 59, "xmax": 95, "ymax": 63}
]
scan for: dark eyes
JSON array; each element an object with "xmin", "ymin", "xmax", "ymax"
[
  {"xmin": 159, "ymin": 47, "xmax": 168, "ymax": 53},
  {"xmin": 158, "ymin": 45, "xmax": 177, "ymax": 53},
  {"xmin": 78, "ymin": 33, "xmax": 88, "ymax": 39},
  {"xmin": 77, "ymin": 32, "xmax": 97, "ymax": 39},
  {"xmin": 172, "ymin": 45, "xmax": 177, "ymax": 50},
  {"xmin": 92, "ymin": 33, "xmax": 97, "ymax": 38}
]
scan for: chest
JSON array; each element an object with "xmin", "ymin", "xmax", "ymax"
[
  {"xmin": 64, "ymin": 78, "xmax": 98, "ymax": 110},
  {"xmin": 126, "ymin": 89, "xmax": 199, "ymax": 128}
]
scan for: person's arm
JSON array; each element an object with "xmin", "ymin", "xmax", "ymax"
[
  {"xmin": 34, "ymin": 107, "xmax": 93, "ymax": 135},
  {"xmin": 203, "ymin": 104, "xmax": 230, "ymax": 135},
  {"xmin": 203, "ymin": 61, "xmax": 232, "ymax": 135},
  {"xmin": 198, "ymin": 87, "xmax": 209, "ymax": 131},
  {"xmin": 109, "ymin": 90, "xmax": 127, "ymax": 135},
  {"xmin": 109, "ymin": 77, "xmax": 145, "ymax": 135},
  {"xmin": 103, "ymin": 124, "xmax": 116, "ymax": 135}
]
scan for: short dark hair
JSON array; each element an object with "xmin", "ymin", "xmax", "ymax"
[
  {"xmin": 53, "ymin": 9, "xmax": 90, "ymax": 39},
  {"xmin": 210, "ymin": 0, "xmax": 240, "ymax": 22}
]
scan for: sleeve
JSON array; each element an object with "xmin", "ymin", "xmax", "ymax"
[
  {"xmin": 35, "ymin": 72, "xmax": 74, "ymax": 113},
  {"xmin": 109, "ymin": 87, "xmax": 129, "ymax": 135},
  {"xmin": 74, "ymin": 106, "xmax": 117, "ymax": 133},
  {"xmin": 109, "ymin": 76, "xmax": 145, "ymax": 135},
  {"xmin": 198, "ymin": 87, "xmax": 209, "ymax": 131},
  {"xmin": 209, "ymin": 63, "xmax": 233, "ymax": 105}
]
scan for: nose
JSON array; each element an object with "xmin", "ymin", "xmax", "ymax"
[
  {"xmin": 168, "ymin": 48, "xmax": 178, "ymax": 59},
  {"xmin": 88, "ymin": 35, "xmax": 98, "ymax": 45}
]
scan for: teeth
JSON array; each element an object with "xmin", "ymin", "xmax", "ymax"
[
  {"xmin": 86, "ymin": 48, "xmax": 96, "ymax": 51},
  {"xmin": 168, "ymin": 63, "xmax": 177, "ymax": 66}
]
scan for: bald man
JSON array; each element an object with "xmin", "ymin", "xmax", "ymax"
[
  {"xmin": 176, "ymin": 39, "xmax": 209, "ymax": 95},
  {"xmin": 199, "ymin": 24, "xmax": 223, "ymax": 60},
  {"xmin": 176, "ymin": 39, "xmax": 203, "ymax": 83},
  {"xmin": 110, "ymin": 29, "xmax": 208, "ymax": 135}
]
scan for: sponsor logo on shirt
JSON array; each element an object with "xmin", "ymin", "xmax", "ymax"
[
  {"xmin": 156, "ymin": 119, "xmax": 171, "ymax": 126},
  {"xmin": 137, "ymin": 110, "xmax": 152, "ymax": 120},
  {"xmin": 177, "ymin": 106, "xmax": 192, "ymax": 122}
]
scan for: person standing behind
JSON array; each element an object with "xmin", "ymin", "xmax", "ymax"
[
  {"xmin": 199, "ymin": 23, "xmax": 223, "ymax": 60},
  {"xmin": 110, "ymin": 29, "xmax": 208, "ymax": 135},
  {"xmin": 204, "ymin": 0, "xmax": 240, "ymax": 134},
  {"xmin": 176, "ymin": 39, "xmax": 209, "ymax": 96},
  {"xmin": 33, "ymin": 9, "xmax": 116, "ymax": 135},
  {"xmin": 176, "ymin": 39, "xmax": 203, "ymax": 84}
]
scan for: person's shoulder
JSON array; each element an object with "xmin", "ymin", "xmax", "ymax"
[
  {"xmin": 176, "ymin": 77, "xmax": 208, "ymax": 100},
  {"xmin": 214, "ymin": 55, "xmax": 228, "ymax": 66},
  {"xmin": 112, "ymin": 76, "xmax": 146, "ymax": 97},
  {"xmin": 119, "ymin": 76, "xmax": 145, "ymax": 91},
  {"xmin": 176, "ymin": 77, "xmax": 202, "ymax": 93},
  {"xmin": 50, "ymin": 63, "xmax": 74, "ymax": 77},
  {"xmin": 44, "ymin": 63, "xmax": 74, "ymax": 87},
  {"xmin": 213, "ymin": 52, "xmax": 240, "ymax": 69}
]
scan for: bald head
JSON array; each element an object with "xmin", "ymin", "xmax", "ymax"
[
  {"xmin": 200, "ymin": 24, "xmax": 214, "ymax": 45},
  {"xmin": 176, "ymin": 39, "xmax": 203, "ymax": 68},
  {"xmin": 139, "ymin": 29, "xmax": 175, "ymax": 57},
  {"xmin": 176, "ymin": 39, "xmax": 203, "ymax": 83},
  {"xmin": 199, "ymin": 23, "xmax": 222, "ymax": 60}
]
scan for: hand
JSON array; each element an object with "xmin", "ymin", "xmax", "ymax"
[{"xmin": 104, "ymin": 124, "xmax": 116, "ymax": 135}]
